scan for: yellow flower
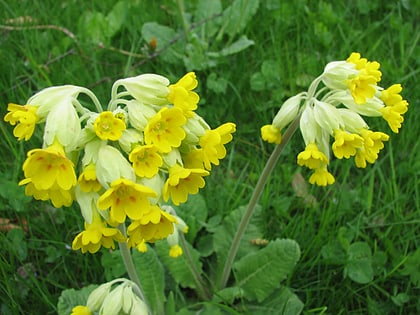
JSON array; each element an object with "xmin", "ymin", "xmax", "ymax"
[
  {"xmin": 346, "ymin": 74, "xmax": 377, "ymax": 105},
  {"xmin": 19, "ymin": 178, "xmax": 74, "ymax": 208},
  {"xmin": 97, "ymin": 178, "xmax": 157, "ymax": 224},
  {"xmin": 70, "ymin": 305, "xmax": 92, "ymax": 315},
  {"xmin": 346, "ymin": 52, "xmax": 382, "ymax": 82},
  {"xmin": 144, "ymin": 107, "xmax": 186, "ymax": 153},
  {"xmin": 127, "ymin": 208, "xmax": 176, "ymax": 244},
  {"xmin": 4, "ymin": 103, "xmax": 40, "ymax": 141},
  {"xmin": 355, "ymin": 130, "xmax": 389, "ymax": 168},
  {"xmin": 163, "ymin": 164, "xmax": 209, "ymax": 205},
  {"xmin": 72, "ymin": 212, "xmax": 126, "ymax": 254},
  {"xmin": 379, "ymin": 84, "xmax": 408, "ymax": 133},
  {"xmin": 332, "ymin": 130, "xmax": 364, "ymax": 159},
  {"xmin": 261, "ymin": 124, "xmax": 281, "ymax": 144},
  {"xmin": 22, "ymin": 141, "xmax": 76, "ymax": 190},
  {"xmin": 199, "ymin": 122, "xmax": 236, "ymax": 170},
  {"xmin": 309, "ymin": 166, "xmax": 335, "ymax": 186},
  {"xmin": 129, "ymin": 145, "xmax": 163, "ymax": 178},
  {"xmin": 78, "ymin": 164, "xmax": 102, "ymax": 192},
  {"xmin": 168, "ymin": 72, "xmax": 200, "ymax": 117},
  {"xmin": 297, "ymin": 143, "xmax": 329, "ymax": 169},
  {"xmin": 94, "ymin": 111, "xmax": 126, "ymax": 141},
  {"xmin": 169, "ymin": 244, "xmax": 183, "ymax": 258}
]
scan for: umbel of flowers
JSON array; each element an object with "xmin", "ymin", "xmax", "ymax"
[
  {"xmin": 261, "ymin": 52, "xmax": 408, "ymax": 186},
  {"xmin": 4, "ymin": 72, "xmax": 236, "ymax": 256}
]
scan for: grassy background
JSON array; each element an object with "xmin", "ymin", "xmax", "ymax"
[{"xmin": 0, "ymin": 0, "xmax": 419, "ymax": 314}]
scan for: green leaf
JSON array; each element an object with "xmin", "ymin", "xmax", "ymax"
[
  {"xmin": 344, "ymin": 241, "xmax": 374, "ymax": 284},
  {"xmin": 77, "ymin": 11, "xmax": 110, "ymax": 45},
  {"xmin": 206, "ymin": 72, "xmax": 228, "ymax": 94},
  {"xmin": 7, "ymin": 229, "xmax": 27, "ymax": 261},
  {"xmin": 106, "ymin": 1, "xmax": 128, "ymax": 38},
  {"xmin": 207, "ymin": 36, "xmax": 254, "ymax": 57},
  {"xmin": 400, "ymin": 248, "xmax": 420, "ymax": 287},
  {"xmin": 57, "ymin": 285, "xmax": 98, "ymax": 315},
  {"xmin": 212, "ymin": 205, "xmax": 264, "ymax": 276},
  {"xmin": 141, "ymin": 22, "xmax": 183, "ymax": 64},
  {"xmin": 101, "ymin": 250, "xmax": 126, "ymax": 281},
  {"xmin": 246, "ymin": 286, "xmax": 304, "ymax": 315},
  {"xmin": 132, "ymin": 249, "xmax": 165, "ymax": 314},
  {"xmin": 213, "ymin": 286, "xmax": 245, "ymax": 304},
  {"xmin": 0, "ymin": 179, "xmax": 31, "ymax": 213},
  {"xmin": 194, "ymin": 0, "xmax": 223, "ymax": 38},
  {"xmin": 233, "ymin": 239, "xmax": 300, "ymax": 302},
  {"xmin": 175, "ymin": 193, "xmax": 208, "ymax": 242},
  {"xmin": 220, "ymin": 0, "xmax": 260, "ymax": 38},
  {"xmin": 155, "ymin": 240, "xmax": 203, "ymax": 289}
]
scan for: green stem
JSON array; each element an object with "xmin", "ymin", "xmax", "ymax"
[
  {"xmin": 179, "ymin": 233, "xmax": 211, "ymax": 300},
  {"xmin": 219, "ymin": 114, "xmax": 301, "ymax": 289},
  {"xmin": 81, "ymin": 87, "xmax": 103, "ymax": 113},
  {"xmin": 117, "ymin": 225, "xmax": 151, "ymax": 315},
  {"xmin": 176, "ymin": 0, "xmax": 189, "ymax": 39}
]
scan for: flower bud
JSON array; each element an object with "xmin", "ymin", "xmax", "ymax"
[
  {"xmin": 272, "ymin": 94, "xmax": 302, "ymax": 130},
  {"xmin": 337, "ymin": 108, "xmax": 368, "ymax": 133},
  {"xmin": 126, "ymin": 100, "xmax": 157, "ymax": 131},
  {"xmin": 100, "ymin": 284, "xmax": 124, "ymax": 315},
  {"xmin": 312, "ymin": 99, "xmax": 343, "ymax": 134},
  {"xmin": 86, "ymin": 282, "xmax": 112, "ymax": 312},
  {"xmin": 116, "ymin": 74, "xmax": 170, "ymax": 106}
]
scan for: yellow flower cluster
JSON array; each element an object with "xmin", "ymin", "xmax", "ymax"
[
  {"xmin": 4, "ymin": 72, "xmax": 235, "ymax": 254},
  {"xmin": 261, "ymin": 52, "xmax": 408, "ymax": 186}
]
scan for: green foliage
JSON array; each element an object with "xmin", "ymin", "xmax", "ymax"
[
  {"xmin": 233, "ymin": 239, "xmax": 301, "ymax": 302},
  {"xmin": 57, "ymin": 285, "xmax": 98, "ymax": 315}
]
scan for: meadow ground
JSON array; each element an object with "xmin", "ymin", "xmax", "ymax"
[{"xmin": 0, "ymin": 1, "xmax": 419, "ymax": 314}]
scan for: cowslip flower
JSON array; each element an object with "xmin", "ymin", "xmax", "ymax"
[
  {"xmin": 20, "ymin": 140, "xmax": 77, "ymax": 205},
  {"xmin": 94, "ymin": 111, "xmax": 126, "ymax": 141},
  {"xmin": 198, "ymin": 122, "xmax": 236, "ymax": 170},
  {"xmin": 78, "ymin": 164, "xmax": 102, "ymax": 193},
  {"xmin": 144, "ymin": 107, "xmax": 187, "ymax": 153},
  {"xmin": 70, "ymin": 306, "xmax": 92, "ymax": 315},
  {"xmin": 129, "ymin": 145, "xmax": 163, "ymax": 178},
  {"xmin": 163, "ymin": 164, "xmax": 209, "ymax": 205},
  {"xmin": 97, "ymin": 178, "xmax": 157, "ymax": 224},
  {"xmin": 262, "ymin": 52, "xmax": 408, "ymax": 186},
  {"xmin": 72, "ymin": 210, "xmax": 126, "ymax": 254},
  {"xmin": 167, "ymin": 72, "xmax": 200, "ymax": 117},
  {"xmin": 4, "ymin": 103, "xmax": 40, "ymax": 141},
  {"xmin": 127, "ymin": 206, "xmax": 176, "ymax": 245}
]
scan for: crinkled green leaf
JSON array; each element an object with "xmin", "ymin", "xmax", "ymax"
[
  {"xmin": 344, "ymin": 241, "xmax": 374, "ymax": 284},
  {"xmin": 101, "ymin": 250, "xmax": 126, "ymax": 281},
  {"xmin": 246, "ymin": 286, "xmax": 304, "ymax": 315},
  {"xmin": 155, "ymin": 239, "xmax": 203, "ymax": 289},
  {"xmin": 141, "ymin": 22, "xmax": 183, "ymax": 64},
  {"xmin": 194, "ymin": 0, "xmax": 223, "ymax": 38},
  {"xmin": 401, "ymin": 248, "xmax": 420, "ymax": 287},
  {"xmin": 57, "ymin": 285, "xmax": 98, "ymax": 315},
  {"xmin": 213, "ymin": 286, "xmax": 245, "ymax": 304},
  {"xmin": 132, "ymin": 248, "xmax": 165, "ymax": 314},
  {"xmin": 106, "ymin": 1, "xmax": 128, "ymax": 38},
  {"xmin": 220, "ymin": 0, "xmax": 260, "ymax": 38},
  {"xmin": 175, "ymin": 193, "xmax": 208, "ymax": 242},
  {"xmin": 233, "ymin": 239, "xmax": 300, "ymax": 302},
  {"xmin": 207, "ymin": 36, "xmax": 254, "ymax": 57},
  {"xmin": 77, "ymin": 11, "xmax": 110, "ymax": 45},
  {"xmin": 212, "ymin": 205, "xmax": 264, "ymax": 276}
]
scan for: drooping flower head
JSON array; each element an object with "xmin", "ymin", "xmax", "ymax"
[
  {"xmin": 97, "ymin": 178, "xmax": 157, "ymax": 224},
  {"xmin": 163, "ymin": 164, "xmax": 209, "ymax": 205},
  {"xmin": 72, "ymin": 210, "xmax": 126, "ymax": 254},
  {"xmin": 262, "ymin": 52, "xmax": 408, "ymax": 186},
  {"xmin": 4, "ymin": 103, "xmax": 40, "ymax": 141},
  {"xmin": 20, "ymin": 140, "xmax": 77, "ymax": 206},
  {"xmin": 167, "ymin": 72, "xmax": 200, "ymax": 117},
  {"xmin": 144, "ymin": 107, "xmax": 187, "ymax": 153}
]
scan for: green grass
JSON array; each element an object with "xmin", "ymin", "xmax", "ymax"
[{"xmin": 1, "ymin": 0, "xmax": 419, "ymax": 314}]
